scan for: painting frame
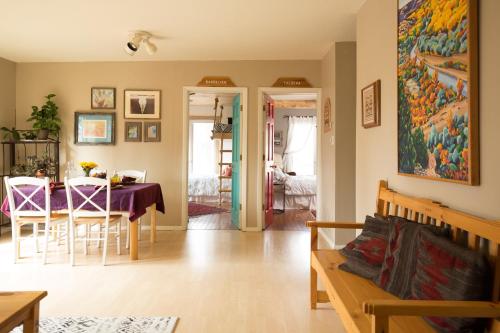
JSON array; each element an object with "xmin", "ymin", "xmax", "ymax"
[
  {"xmin": 323, "ymin": 97, "xmax": 332, "ymax": 133},
  {"xmin": 74, "ymin": 112, "xmax": 116, "ymax": 145},
  {"xmin": 124, "ymin": 121, "xmax": 142, "ymax": 142},
  {"xmin": 91, "ymin": 87, "xmax": 116, "ymax": 109},
  {"xmin": 397, "ymin": 0, "xmax": 478, "ymax": 185},
  {"xmin": 361, "ymin": 80, "xmax": 381, "ymax": 128},
  {"xmin": 144, "ymin": 122, "xmax": 161, "ymax": 142},
  {"xmin": 124, "ymin": 89, "xmax": 161, "ymax": 119}
]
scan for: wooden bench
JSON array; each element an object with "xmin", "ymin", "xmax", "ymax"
[{"xmin": 307, "ymin": 180, "xmax": 500, "ymax": 333}]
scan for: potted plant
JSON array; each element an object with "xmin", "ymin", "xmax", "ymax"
[
  {"xmin": 28, "ymin": 94, "xmax": 61, "ymax": 140},
  {"xmin": 0, "ymin": 127, "xmax": 21, "ymax": 142}
]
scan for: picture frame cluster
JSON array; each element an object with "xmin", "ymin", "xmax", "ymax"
[{"xmin": 75, "ymin": 88, "xmax": 161, "ymax": 145}]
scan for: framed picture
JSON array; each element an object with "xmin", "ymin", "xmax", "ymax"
[
  {"xmin": 91, "ymin": 87, "xmax": 115, "ymax": 109},
  {"xmin": 397, "ymin": 0, "xmax": 478, "ymax": 185},
  {"xmin": 323, "ymin": 97, "xmax": 332, "ymax": 133},
  {"xmin": 361, "ymin": 80, "xmax": 381, "ymax": 128},
  {"xmin": 124, "ymin": 122, "xmax": 142, "ymax": 142},
  {"xmin": 124, "ymin": 90, "xmax": 161, "ymax": 119},
  {"xmin": 144, "ymin": 122, "xmax": 161, "ymax": 142},
  {"xmin": 274, "ymin": 131, "xmax": 283, "ymax": 146},
  {"xmin": 74, "ymin": 112, "xmax": 115, "ymax": 145}
]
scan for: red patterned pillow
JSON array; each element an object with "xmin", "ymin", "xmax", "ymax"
[
  {"xmin": 411, "ymin": 228, "xmax": 490, "ymax": 333},
  {"xmin": 339, "ymin": 215, "xmax": 389, "ymax": 280}
]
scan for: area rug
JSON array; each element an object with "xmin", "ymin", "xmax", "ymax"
[
  {"xmin": 11, "ymin": 316, "xmax": 178, "ymax": 333},
  {"xmin": 188, "ymin": 202, "xmax": 228, "ymax": 217}
]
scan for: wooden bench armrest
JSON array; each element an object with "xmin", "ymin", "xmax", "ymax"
[
  {"xmin": 306, "ymin": 221, "xmax": 365, "ymax": 229},
  {"xmin": 363, "ymin": 299, "xmax": 500, "ymax": 318}
]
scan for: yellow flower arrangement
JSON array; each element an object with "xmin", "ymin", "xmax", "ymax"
[{"xmin": 80, "ymin": 161, "xmax": 98, "ymax": 176}]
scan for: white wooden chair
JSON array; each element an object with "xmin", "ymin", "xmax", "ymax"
[
  {"xmin": 4, "ymin": 176, "xmax": 69, "ymax": 264},
  {"xmin": 64, "ymin": 177, "xmax": 121, "ymax": 266},
  {"xmin": 114, "ymin": 170, "xmax": 147, "ymax": 248}
]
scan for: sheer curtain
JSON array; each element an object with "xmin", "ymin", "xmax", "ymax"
[
  {"xmin": 191, "ymin": 122, "xmax": 217, "ymax": 176},
  {"xmin": 282, "ymin": 116, "xmax": 317, "ymax": 175}
]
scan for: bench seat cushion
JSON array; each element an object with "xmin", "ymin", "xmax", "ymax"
[{"xmin": 312, "ymin": 249, "xmax": 436, "ymax": 333}]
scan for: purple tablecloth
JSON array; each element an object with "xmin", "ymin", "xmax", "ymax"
[{"xmin": 1, "ymin": 183, "xmax": 165, "ymax": 221}]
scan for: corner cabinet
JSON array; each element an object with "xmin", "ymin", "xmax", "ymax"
[{"xmin": 0, "ymin": 138, "xmax": 60, "ymax": 234}]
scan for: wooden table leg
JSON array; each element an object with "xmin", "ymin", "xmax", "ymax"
[
  {"xmin": 150, "ymin": 203, "xmax": 157, "ymax": 243},
  {"xmin": 23, "ymin": 303, "xmax": 39, "ymax": 333},
  {"xmin": 129, "ymin": 221, "xmax": 138, "ymax": 260}
]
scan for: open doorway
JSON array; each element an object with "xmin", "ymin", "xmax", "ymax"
[
  {"xmin": 182, "ymin": 87, "xmax": 248, "ymax": 230},
  {"xmin": 258, "ymin": 88, "xmax": 321, "ymax": 231}
]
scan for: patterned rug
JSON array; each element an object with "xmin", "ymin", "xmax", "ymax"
[
  {"xmin": 11, "ymin": 316, "xmax": 178, "ymax": 333},
  {"xmin": 188, "ymin": 202, "xmax": 228, "ymax": 217}
]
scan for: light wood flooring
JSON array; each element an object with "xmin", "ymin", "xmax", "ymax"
[
  {"xmin": 0, "ymin": 228, "xmax": 345, "ymax": 333},
  {"xmin": 267, "ymin": 209, "xmax": 314, "ymax": 231},
  {"xmin": 188, "ymin": 212, "xmax": 238, "ymax": 230}
]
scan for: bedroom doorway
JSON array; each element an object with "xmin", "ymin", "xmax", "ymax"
[
  {"xmin": 182, "ymin": 87, "xmax": 248, "ymax": 231},
  {"xmin": 257, "ymin": 88, "xmax": 321, "ymax": 231}
]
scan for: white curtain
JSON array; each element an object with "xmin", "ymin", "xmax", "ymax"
[
  {"xmin": 191, "ymin": 122, "xmax": 217, "ymax": 176},
  {"xmin": 283, "ymin": 116, "xmax": 317, "ymax": 175}
]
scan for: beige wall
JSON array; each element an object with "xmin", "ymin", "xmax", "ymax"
[
  {"xmin": 356, "ymin": 0, "xmax": 500, "ymax": 221},
  {"xmin": 0, "ymin": 57, "xmax": 16, "ymax": 174},
  {"xmin": 15, "ymin": 60, "xmax": 321, "ymax": 227},
  {"xmin": 320, "ymin": 42, "xmax": 357, "ymax": 246}
]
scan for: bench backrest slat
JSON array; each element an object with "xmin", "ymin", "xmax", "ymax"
[{"xmin": 375, "ymin": 180, "xmax": 500, "ymax": 304}]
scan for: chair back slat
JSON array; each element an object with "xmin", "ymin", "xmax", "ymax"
[
  {"xmin": 375, "ymin": 180, "xmax": 500, "ymax": 304},
  {"xmin": 4, "ymin": 176, "xmax": 50, "ymax": 218},
  {"xmin": 64, "ymin": 177, "xmax": 111, "ymax": 219}
]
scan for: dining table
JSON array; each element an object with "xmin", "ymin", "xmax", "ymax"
[{"xmin": 1, "ymin": 183, "xmax": 165, "ymax": 261}]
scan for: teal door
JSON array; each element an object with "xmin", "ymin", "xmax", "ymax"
[{"xmin": 231, "ymin": 95, "xmax": 241, "ymax": 229}]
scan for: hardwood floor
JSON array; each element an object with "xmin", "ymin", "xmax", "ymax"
[
  {"xmin": 188, "ymin": 212, "xmax": 238, "ymax": 230},
  {"xmin": 267, "ymin": 209, "xmax": 314, "ymax": 231},
  {"xmin": 0, "ymin": 229, "xmax": 345, "ymax": 333}
]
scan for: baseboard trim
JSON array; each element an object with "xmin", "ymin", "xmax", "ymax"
[{"xmin": 318, "ymin": 228, "xmax": 344, "ymax": 249}]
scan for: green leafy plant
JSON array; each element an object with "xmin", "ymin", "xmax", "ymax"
[
  {"xmin": 0, "ymin": 127, "xmax": 21, "ymax": 142},
  {"xmin": 28, "ymin": 94, "xmax": 61, "ymax": 136}
]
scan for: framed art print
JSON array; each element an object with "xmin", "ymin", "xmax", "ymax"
[
  {"xmin": 124, "ymin": 122, "xmax": 142, "ymax": 142},
  {"xmin": 361, "ymin": 80, "xmax": 381, "ymax": 128},
  {"xmin": 144, "ymin": 122, "xmax": 161, "ymax": 142},
  {"xmin": 74, "ymin": 112, "xmax": 115, "ymax": 145},
  {"xmin": 124, "ymin": 90, "xmax": 161, "ymax": 119},
  {"xmin": 397, "ymin": 0, "xmax": 478, "ymax": 185},
  {"xmin": 91, "ymin": 87, "xmax": 115, "ymax": 109},
  {"xmin": 323, "ymin": 97, "xmax": 332, "ymax": 133}
]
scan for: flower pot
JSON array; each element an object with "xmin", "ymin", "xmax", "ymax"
[
  {"xmin": 37, "ymin": 129, "xmax": 49, "ymax": 140},
  {"xmin": 35, "ymin": 169, "xmax": 46, "ymax": 178}
]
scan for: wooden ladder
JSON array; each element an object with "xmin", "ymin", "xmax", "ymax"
[{"xmin": 218, "ymin": 136, "xmax": 232, "ymax": 206}]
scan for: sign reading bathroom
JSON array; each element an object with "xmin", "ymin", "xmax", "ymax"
[
  {"xmin": 124, "ymin": 90, "xmax": 161, "ymax": 119},
  {"xmin": 397, "ymin": 0, "xmax": 478, "ymax": 185}
]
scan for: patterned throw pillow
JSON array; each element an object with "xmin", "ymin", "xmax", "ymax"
[
  {"xmin": 339, "ymin": 215, "xmax": 389, "ymax": 280},
  {"xmin": 374, "ymin": 216, "xmax": 450, "ymax": 299},
  {"xmin": 411, "ymin": 228, "xmax": 491, "ymax": 333}
]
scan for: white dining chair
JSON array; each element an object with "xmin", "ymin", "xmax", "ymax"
[
  {"xmin": 4, "ymin": 176, "xmax": 69, "ymax": 264},
  {"xmin": 64, "ymin": 176, "xmax": 122, "ymax": 266},
  {"xmin": 114, "ymin": 170, "xmax": 147, "ymax": 248}
]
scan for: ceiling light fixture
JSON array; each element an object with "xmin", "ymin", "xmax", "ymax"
[{"xmin": 124, "ymin": 31, "xmax": 157, "ymax": 56}]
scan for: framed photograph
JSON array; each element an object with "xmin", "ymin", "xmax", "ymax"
[
  {"xmin": 274, "ymin": 131, "xmax": 283, "ymax": 146},
  {"xmin": 124, "ymin": 122, "xmax": 142, "ymax": 142},
  {"xmin": 124, "ymin": 90, "xmax": 161, "ymax": 119},
  {"xmin": 144, "ymin": 122, "xmax": 161, "ymax": 142},
  {"xmin": 74, "ymin": 112, "xmax": 115, "ymax": 145},
  {"xmin": 323, "ymin": 97, "xmax": 332, "ymax": 133},
  {"xmin": 397, "ymin": 0, "xmax": 478, "ymax": 185},
  {"xmin": 91, "ymin": 87, "xmax": 115, "ymax": 109},
  {"xmin": 361, "ymin": 80, "xmax": 381, "ymax": 128}
]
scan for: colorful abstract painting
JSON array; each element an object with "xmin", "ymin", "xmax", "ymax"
[{"xmin": 397, "ymin": 0, "xmax": 478, "ymax": 184}]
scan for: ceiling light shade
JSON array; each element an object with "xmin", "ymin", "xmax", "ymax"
[{"xmin": 124, "ymin": 31, "xmax": 156, "ymax": 56}]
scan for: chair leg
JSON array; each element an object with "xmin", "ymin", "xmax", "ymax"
[
  {"xmin": 311, "ymin": 265, "xmax": 318, "ymax": 309},
  {"xmin": 12, "ymin": 223, "xmax": 18, "ymax": 264},
  {"xmin": 102, "ymin": 225, "xmax": 109, "ymax": 266},
  {"xmin": 97, "ymin": 225, "xmax": 102, "ymax": 248},
  {"xmin": 70, "ymin": 222, "xmax": 75, "ymax": 266},
  {"xmin": 33, "ymin": 223, "xmax": 39, "ymax": 253},
  {"xmin": 125, "ymin": 218, "xmax": 130, "ymax": 249},
  {"xmin": 56, "ymin": 224, "xmax": 61, "ymax": 246},
  {"xmin": 66, "ymin": 221, "xmax": 70, "ymax": 254},
  {"xmin": 42, "ymin": 223, "xmax": 50, "ymax": 265},
  {"xmin": 116, "ymin": 221, "xmax": 121, "ymax": 256},
  {"xmin": 84, "ymin": 224, "xmax": 89, "ymax": 255}
]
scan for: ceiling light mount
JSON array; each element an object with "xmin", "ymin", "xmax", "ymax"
[{"xmin": 125, "ymin": 31, "xmax": 157, "ymax": 56}]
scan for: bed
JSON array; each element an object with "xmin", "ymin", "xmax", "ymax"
[
  {"xmin": 188, "ymin": 175, "xmax": 231, "ymax": 204},
  {"xmin": 273, "ymin": 174, "xmax": 316, "ymax": 210}
]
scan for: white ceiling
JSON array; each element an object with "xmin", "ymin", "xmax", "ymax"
[{"xmin": 0, "ymin": 0, "xmax": 365, "ymax": 62}]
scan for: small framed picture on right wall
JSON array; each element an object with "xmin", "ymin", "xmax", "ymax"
[
  {"xmin": 144, "ymin": 122, "xmax": 161, "ymax": 142},
  {"xmin": 361, "ymin": 80, "xmax": 381, "ymax": 128}
]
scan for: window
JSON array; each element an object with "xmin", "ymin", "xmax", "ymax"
[
  {"xmin": 190, "ymin": 122, "xmax": 217, "ymax": 176},
  {"xmin": 283, "ymin": 116, "xmax": 317, "ymax": 175}
]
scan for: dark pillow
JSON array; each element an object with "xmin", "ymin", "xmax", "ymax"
[
  {"xmin": 339, "ymin": 215, "xmax": 389, "ymax": 280},
  {"xmin": 374, "ymin": 216, "xmax": 450, "ymax": 299},
  {"xmin": 411, "ymin": 228, "xmax": 491, "ymax": 333}
]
